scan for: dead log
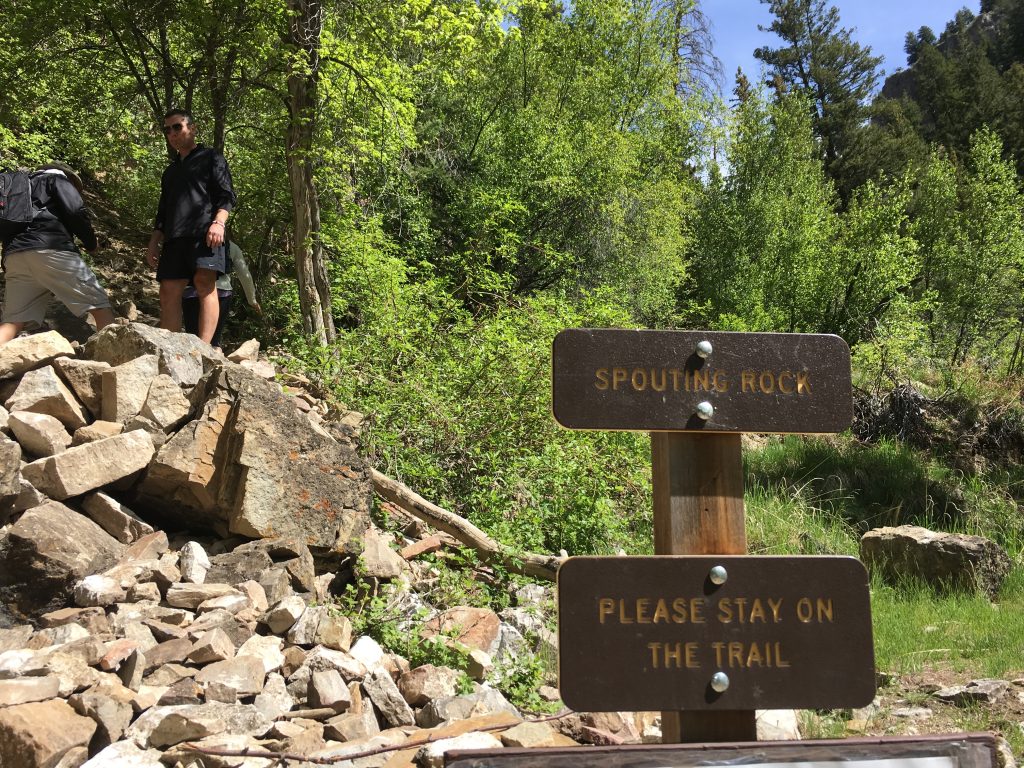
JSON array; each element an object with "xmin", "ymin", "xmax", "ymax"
[{"xmin": 371, "ymin": 469, "xmax": 563, "ymax": 582}]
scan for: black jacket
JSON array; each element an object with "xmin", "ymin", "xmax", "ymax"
[
  {"xmin": 1, "ymin": 171, "xmax": 97, "ymax": 257},
  {"xmin": 153, "ymin": 145, "xmax": 235, "ymax": 241}
]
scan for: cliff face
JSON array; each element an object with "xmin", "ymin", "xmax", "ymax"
[{"xmin": 880, "ymin": 8, "xmax": 1004, "ymax": 103}]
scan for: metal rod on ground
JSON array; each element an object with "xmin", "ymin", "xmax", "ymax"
[{"xmin": 651, "ymin": 431, "xmax": 757, "ymax": 743}]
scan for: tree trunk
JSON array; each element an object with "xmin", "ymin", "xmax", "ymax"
[{"xmin": 285, "ymin": 0, "xmax": 335, "ymax": 345}]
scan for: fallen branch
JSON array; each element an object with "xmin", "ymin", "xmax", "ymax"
[{"xmin": 371, "ymin": 469, "xmax": 564, "ymax": 582}]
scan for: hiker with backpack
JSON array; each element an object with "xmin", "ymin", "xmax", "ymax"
[
  {"xmin": 147, "ymin": 109, "xmax": 236, "ymax": 345},
  {"xmin": 0, "ymin": 163, "xmax": 114, "ymax": 344}
]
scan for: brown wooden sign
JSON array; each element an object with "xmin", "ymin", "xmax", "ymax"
[
  {"xmin": 445, "ymin": 733, "xmax": 998, "ymax": 768},
  {"xmin": 551, "ymin": 329, "xmax": 852, "ymax": 433},
  {"xmin": 557, "ymin": 556, "xmax": 874, "ymax": 712}
]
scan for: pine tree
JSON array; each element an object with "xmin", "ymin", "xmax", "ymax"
[{"xmin": 754, "ymin": 0, "xmax": 882, "ymax": 200}]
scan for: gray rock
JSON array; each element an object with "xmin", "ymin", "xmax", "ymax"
[
  {"xmin": 118, "ymin": 648, "xmax": 145, "ymax": 691},
  {"xmin": 71, "ymin": 420, "xmax": 123, "ymax": 445},
  {"xmin": 287, "ymin": 605, "xmax": 352, "ymax": 650},
  {"xmin": 179, "ymin": 541, "xmax": 211, "ymax": 584},
  {"xmin": 101, "ymin": 354, "xmax": 160, "ymax": 423},
  {"xmin": 934, "ymin": 679, "xmax": 1010, "ymax": 705},
  {"xmin": 194, "ymin": 655, "xmax": 266, "ymax": 698},
  {"xmin": 236, "ymin": 635, "xmax": 285, "ymax": 676},
  {"xmin": 756, "ymin": 709, "xmax": 801, "ymax": 740},
  {"xmin": 74, "ymin": 574, "xmax": 127, "ymax": 607},
  {"xmin": 861, "ymin": 525, "xmax": 1012, "ymax": 598},
  {"xmin": 0, "ymin": 625, "xmax": 33, "ymax": 653},
  {"xmin": 296, "ymin": 646, "xmax": 367, "ymax": 683},
  {"xmin": 238, "ymin": 580, "xmax": 269, "ymax": 613},
  {"xmin": 84, "ymin": 323, "xmax": 215, "ymax": 387},
  {"xmin": 0, "ymin": 404, "xmax": 7, "ymax": 434},
  {"xmin": 51, "ymin": 356, "xmax": 110, "ymax": 418},
  {"xmin": 188, "ymin": 628, "xmax": 236, "ymax": 664},
  {"xmin": 228, "ymin": 339, "xmax": 260, "ymax": 363},
  {"xmin": 308, "ymin": 669, "xmax": 351, "ymax": 712},
  {"xmin": 349, "ymin": 636, "xmax": 386, "ymax": 670},
  {"xmin": 398, "ymin": 664, "xmax": 462, "ymax": 707},
  {"xmin": 126, "ymin": 702, "xmax": 272, "ymax": 749},
  {"xmin": 0, "ymin": 436, "xmax": 21, "ymax": 503},
  {"xmin": 142, "ymin": 638, "xmax": 192, "ymax": 672},
  {"xmin": 0, "ymin": 477, "xmax": 44, "ymax": 521},
  {"xmin": 123, "ymin": 530, "xmax": 170, "ymax": 561},
  {"xmin": 205, "ymin": 543, "xmax": 274, "ymax": 587},
  {"xmin": 21, "ymin": 429, "xmax": 155, "ymax": 500},
  {"xmin": 263, "ymin": 595, "xmax": 307, "ymax": 634},
  {"xmin": 891, "ymin": 706, "xmax": 934, "ymax": 719},
  {"xmin": 0, "ymin": 331, "xmax": 74, "ymax": 380},
  {"xmin": 140, "ymin": 373, "xmax": 192, "ymax": 431},
  {"xmin": 254, "ymin": 672, "xmax": 294, "ymax": 720},
  {"xmin": 362, "ymin": 668, "xmax": 415, "ymax": 727},
  {"xmin": 417, "ymin": 688, "xmax": 518, "ymax": 728},
  {"xmin": 0, "ymin": 500, "xmax": 124, "ymax": 620},
  {"xmin": 69, "ymin": 683, "xmax": 135, "ymax": 748},
  {"xmin": 184, "ymin": 609, "xmax": 252, "ymax": 648},
  {"xmin": 357, "ymin": 526, "xmax": 406, "ymax": 579},
  {"xmin": 165, "ymin": 583, "xmax": 240, "ymax": 610},
  {"xmin": 5, "ymin": 365, "xmax": 88, "ymax": 431},
  {"xmin": 81, "ymin": 492, "xmax": 154, "ymax": 544},
  {"xmin": 324, "ymin": 698, "xmax": 380, "ymax": 742},
  {"xmin": 7, "ymin": 410, "xmax": 72, "ymax": 456},
  {"xmin": 136, "ymin": 364, "xmax": 371, "ymax": 550},
  {"xmin": 0, "ymin": 676, "xmax": 61, "ymax": 706}
]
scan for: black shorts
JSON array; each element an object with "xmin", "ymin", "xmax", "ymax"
[{"xmin": 157, "ymin": 237, "xmax": 227, "ymax": 281}]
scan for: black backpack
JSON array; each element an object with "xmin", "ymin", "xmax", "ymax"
[{"xmin": 0, "ymin": 170, "xmax": 34, "ymax": 238}]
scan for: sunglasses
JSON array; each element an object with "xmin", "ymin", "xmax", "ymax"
[{"xmin": 162, "ymin": 122, "xmax": 187, "ymax": 135}]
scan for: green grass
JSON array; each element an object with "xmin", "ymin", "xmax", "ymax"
[{"xmin": 870, "ymin": 568, "xmax": 1024, "ymax": 679}]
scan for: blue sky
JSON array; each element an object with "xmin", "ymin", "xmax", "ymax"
[{"xmin": 704, "ymin": 0, "xmax": 980, "ymax": 94}]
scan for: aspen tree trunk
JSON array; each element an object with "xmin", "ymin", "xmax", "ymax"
[{"xmin": 285, "ymin": 0, "xmax": 335, "ymax": 345}]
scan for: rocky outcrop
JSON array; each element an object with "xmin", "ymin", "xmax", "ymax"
[
  {"xmin": 860, "ymin": 525, "xmax": 1012, "ymax": 598},
  {"xmin": 0, "ymin": 323, "xmax": 372, "ymax": 555}
]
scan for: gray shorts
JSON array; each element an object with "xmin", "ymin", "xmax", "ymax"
[{"xmin": 1, "ymin": 248, "xmax": 111, "ymax": 325}]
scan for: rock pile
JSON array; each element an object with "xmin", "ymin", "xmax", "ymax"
[{"xmin": 0, "ymin": 325, "xmax": 591, "ymax": 767}]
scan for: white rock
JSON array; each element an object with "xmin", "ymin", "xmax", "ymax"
[
  {"xmin": 349, "ymin": 636, "xmax": 386, "ymax": 670},
  {"xmin": 178, "ymin": 541, "xmax": 211, "ymax": 584},
  {"xmin": 416, "ymin": 731, "xmax": 504, "ymax": 767}
]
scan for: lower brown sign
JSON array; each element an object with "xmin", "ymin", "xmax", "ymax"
[
  {"xmin": 557, "ymin": 556, "xmax": 874, "ymax": 712},
  {"xmin": 445, "ymin": 733, "xmax": 998, "ymax": 768}
]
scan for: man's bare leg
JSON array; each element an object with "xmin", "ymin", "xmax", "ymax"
[
  {"xmin": 0, "ymin": 322, "xmax": 26, "ymax": 344},
  {"xmin": 89, "ymin": 307, "xmax": 115, "ymax": 331},
  {"xmin": 159, "ymin": 279, "xmax": 188, "ymax": 331},
  {"xmin": 194, "ymin": 268, "xmax": 219, "ymax": 344}
]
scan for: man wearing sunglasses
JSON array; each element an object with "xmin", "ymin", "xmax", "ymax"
[{"xmin": 147, "ymin": 109, "xmax": 236, "ymax": 345}]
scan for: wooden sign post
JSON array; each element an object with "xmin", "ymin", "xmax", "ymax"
[
  {"xmin": 653, "ymin": 431, "xmax": 754, "ymax": 742},
  {"xmin": 551, "ymin": 328, "xmax": 861, "ymax": 745}
]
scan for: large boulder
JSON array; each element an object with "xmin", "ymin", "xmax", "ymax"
[
  {"xmin": 0, "ymin": 500, "xmax": 124, "ymax": 622},
  {"xmin": 137, "ymin": 365, "xmax": 371, "ymax": 552},
  {"xmin": 860, "ymin": 525, "xmax": 1012, "ymax": 598},
  {"xmin": 84, "ymin": 323, "xmax": 218, "ymax": 387}
]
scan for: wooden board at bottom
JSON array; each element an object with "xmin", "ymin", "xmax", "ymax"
[{"xmin": 445, "ymin": 733, "xmax": 998, "ymax": 768}]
